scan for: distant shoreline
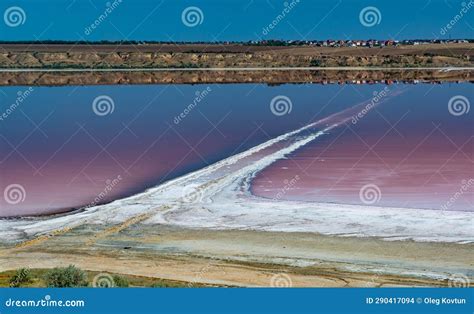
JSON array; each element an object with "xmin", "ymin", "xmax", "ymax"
[
  {"xmin": 1, "ymin": 42, "xmax": 472, "ymax": 85},
  {"xmin": 1, "ymin": 43, "xmax": 472, "ymax": 71}
]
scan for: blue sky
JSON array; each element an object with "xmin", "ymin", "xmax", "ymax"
[{"xmin": 0, "ymin": 0, "xmax": 472, "ymax": 41}]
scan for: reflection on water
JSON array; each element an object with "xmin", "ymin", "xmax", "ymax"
[{"xmin": 0, "ymin": 83, "xmax": 472, "ymax": 216}]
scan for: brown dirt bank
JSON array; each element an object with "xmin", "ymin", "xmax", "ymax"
[
  {"xmin": 0, "ymin": 69, "xmax": 472, "ymax": 86},
  {"xmin": 0, "ymin": 43, "xmax": 472, "ymax": 69}
]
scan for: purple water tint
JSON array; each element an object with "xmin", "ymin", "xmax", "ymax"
[
  {"xmin": 0, "ymin": 83, "xmax": 472, "ymax": 217},
  {"xmin": 251, "ymin": 84, "xmax": 473, "ymax": 211}
]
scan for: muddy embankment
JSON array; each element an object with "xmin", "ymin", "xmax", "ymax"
[
  {"xmin": 0, "ymin": 44, "xmax": 473, "ymax": 69},
  {"xmin": 0, "ymin": 69, "xmax": 471, "ymax": 86},
  {"xmin": 0, "ymin": 44, "xmax": 472, "ymax": 85}
]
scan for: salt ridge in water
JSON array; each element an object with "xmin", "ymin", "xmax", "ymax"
[{"xmin": 1, "ymin": 94, "xmax": 472, "ymax": 244}]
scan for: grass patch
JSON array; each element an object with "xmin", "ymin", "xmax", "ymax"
[
  {"xmin": 9, "ymin": 268, "xmax": 32, "ymax": 287},
  {"xmin": 44, "ymin": 265, "xmax": 88, "ymax": 287},
  {"xmin": 0, "ymin": 268, "xmax": 221, "ymax": 288}
]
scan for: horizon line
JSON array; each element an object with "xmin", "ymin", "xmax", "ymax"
[{"xmin": 1, "ymin": 39, "xmax": 473, "ymax": 44}]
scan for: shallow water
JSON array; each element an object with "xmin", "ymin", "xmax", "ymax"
[
  {"xmin": 251, "ymin": 84, "xmax": 473, "ymax": 211},
  {"xmin": 0, "ymin": 83, "xmax": 472, "ymax": 217}
]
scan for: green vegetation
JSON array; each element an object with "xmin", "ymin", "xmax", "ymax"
[
  {"xmin": 112, "ymin": 275, "xmax": 129, "ymax": 288},
  {"xmin": 0, "ymin": 267, "xmax": 221, "ymax": 288},
  {"xmin": 9, "ymin": 268, "xmax": 32, "ymax": 287},
  {"xmin": 149, "ymin": 279, "xmax": 194, "ymax": 288},
  {"xmin": 44, "ymin": 265, "xmax": 88, "ymax": 288}
]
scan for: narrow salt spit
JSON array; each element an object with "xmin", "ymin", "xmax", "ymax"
[{"xmin": 1, "ymin": 95, "xmax": 473, "ymax": 244}]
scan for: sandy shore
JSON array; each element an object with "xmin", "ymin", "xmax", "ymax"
[{"xmin": 0, "ymin": 225, "xmax": 472, "ymax": 287}]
